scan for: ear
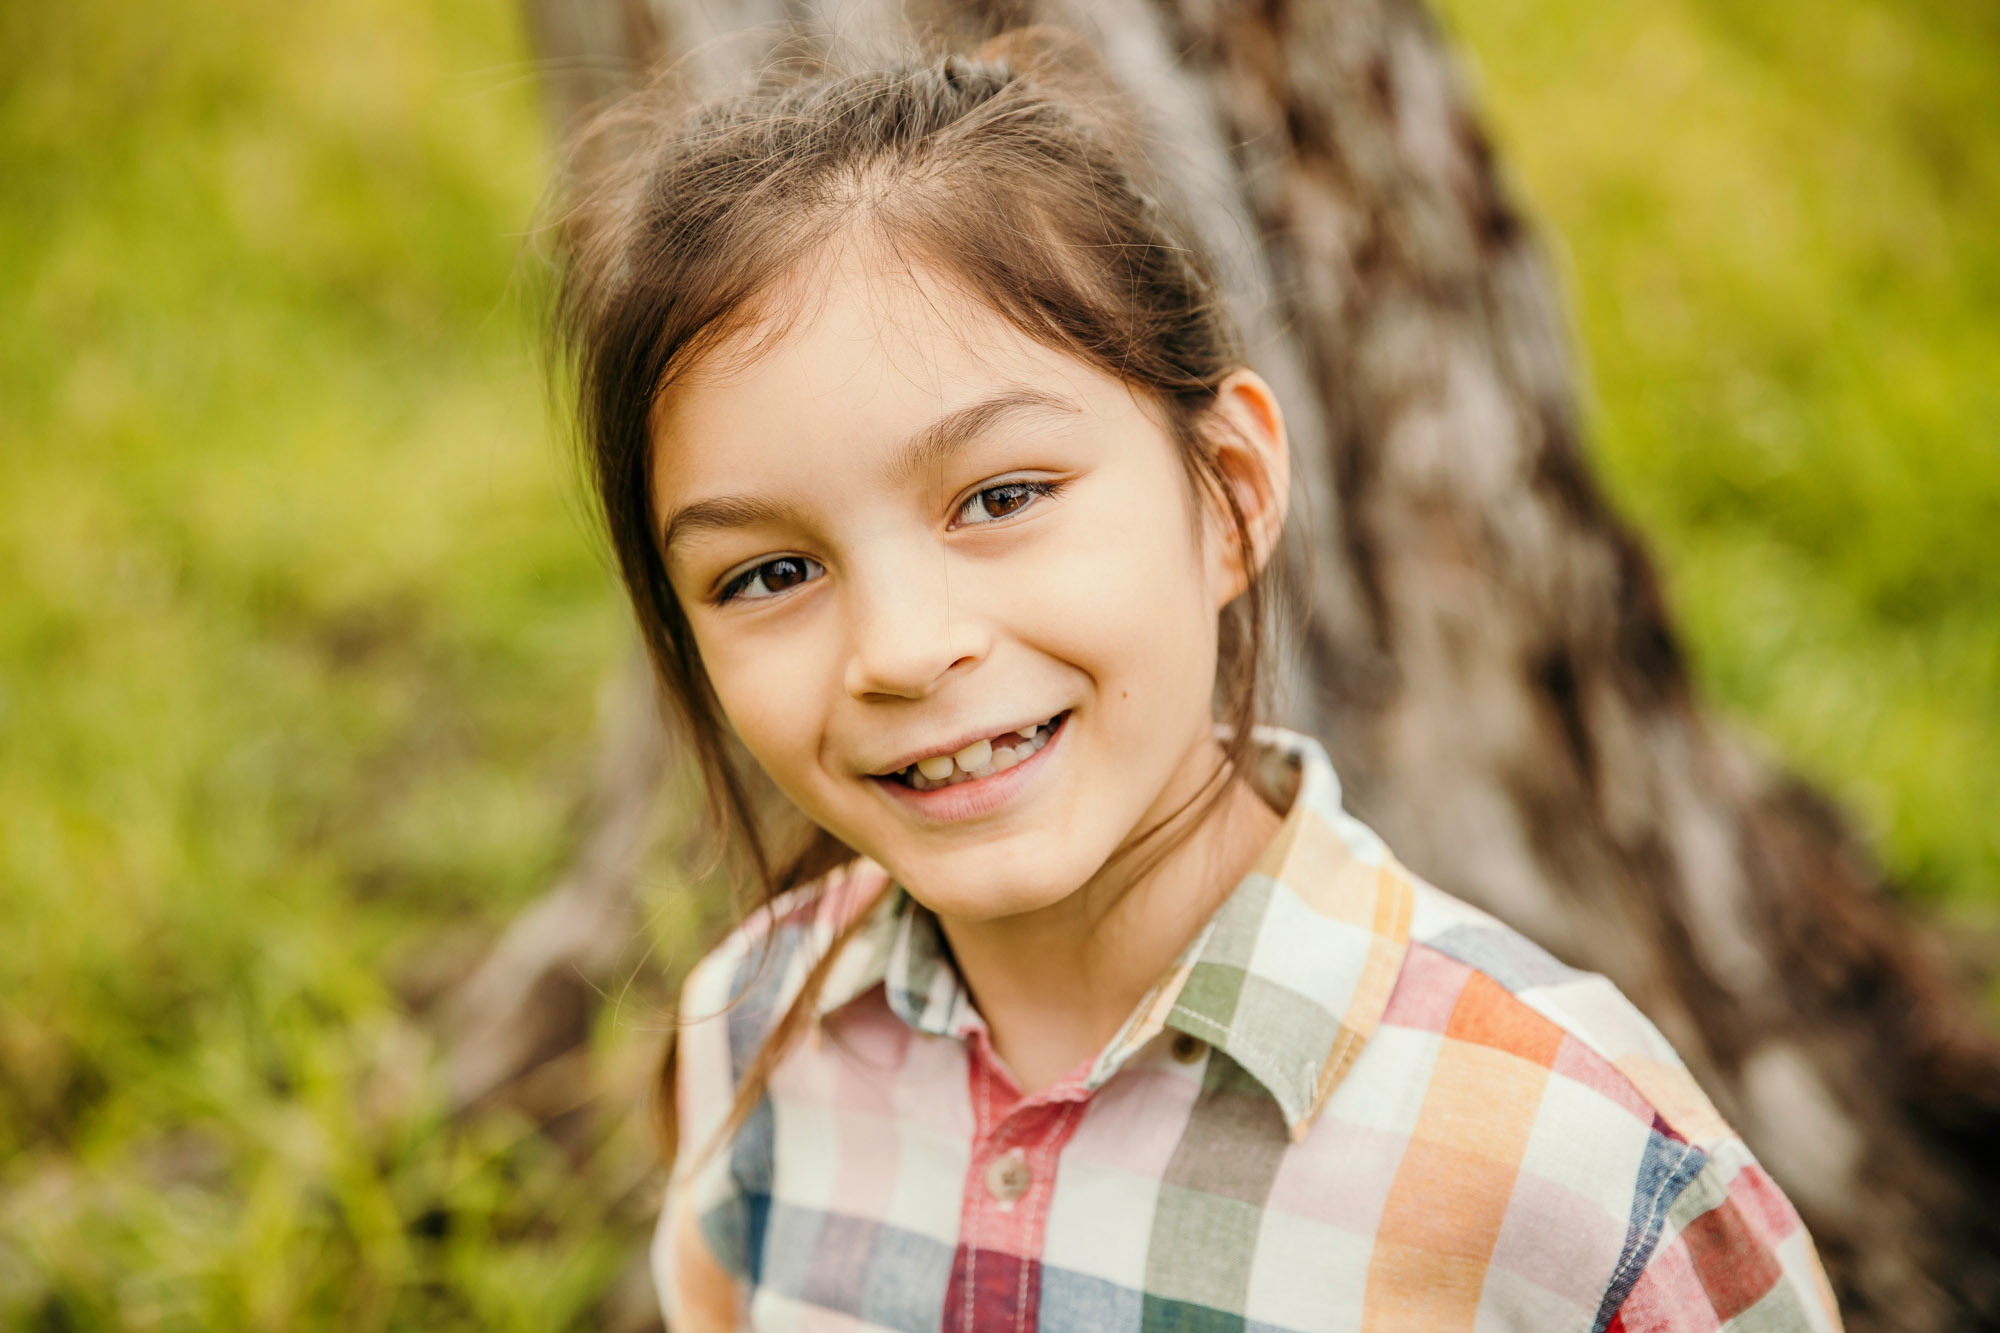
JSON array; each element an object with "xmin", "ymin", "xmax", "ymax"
[{"xmin": 1201, "ymin": 369, "xmax": 1291, "ymax": 607}]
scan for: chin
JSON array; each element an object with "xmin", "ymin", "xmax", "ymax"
[{"xmin": 884, "ymin": 850, "xmax": 1097, "ymax": 923}]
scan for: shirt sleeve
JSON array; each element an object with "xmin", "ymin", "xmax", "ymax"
[
  {"xmin": 651, "ymin": 951, "xmax": 752, "ymax": 1333},
  {"xmin": 1608, "ymin": 1148, "xmax": 1843, "ymax": 1332}
]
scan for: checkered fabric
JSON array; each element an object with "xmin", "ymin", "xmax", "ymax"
[{"xmin": 654, "ymin": 730, "xmax": 1842, "ymax": 1332}]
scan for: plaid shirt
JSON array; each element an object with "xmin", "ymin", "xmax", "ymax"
[{"xmin": 654, "ymin": 731, "xmax": 1841, "ymax": 1332}]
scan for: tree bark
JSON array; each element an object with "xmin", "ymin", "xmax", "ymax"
[{"xmin": 475, "ymin": 0, "xmax": 2000, "ymax": 1325}]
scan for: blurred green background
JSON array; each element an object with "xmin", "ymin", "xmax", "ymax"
[{"xmin": 1, "ymin": 0, "xmax": 1994, "ymax": 1326}]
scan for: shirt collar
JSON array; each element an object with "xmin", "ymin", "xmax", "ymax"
[{"xmin": 814, "ymin": 727, "xmax": 1414, "ymax": 1140}]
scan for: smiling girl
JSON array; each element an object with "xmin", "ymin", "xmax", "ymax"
[{"xmin": 552, "ymin": 34, "xmax": 1841, "ymax": 1333}]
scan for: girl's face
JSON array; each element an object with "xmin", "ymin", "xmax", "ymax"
[{"xmin": 650, "ymin": 244, "xmax": 1285, "ymax": 923}]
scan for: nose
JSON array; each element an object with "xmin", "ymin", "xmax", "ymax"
[{"xmin": 841, "ymin": 555, "xmax": 990, "ymax": 701}]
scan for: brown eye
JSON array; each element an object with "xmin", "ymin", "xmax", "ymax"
[
  {"xmin": 957, "ymin": 480, "xmax": 1054, "ymax": 526},
  {"xmin": 764, "ymin": 558, "xmax": 809, "ymax": 589},
  {"xmin": 721, "ymin": 555, "xmax": 823, "ymax": 603}
]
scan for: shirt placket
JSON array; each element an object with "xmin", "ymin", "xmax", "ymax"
[{"xmin": 944, "ymin": 1026, "xmax": 1091, "ymax": 1333}]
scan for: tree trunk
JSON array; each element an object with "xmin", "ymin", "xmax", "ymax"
[{"xmin": 470, "ymin": 0, "xmax": 2000, "ymax": 1325}]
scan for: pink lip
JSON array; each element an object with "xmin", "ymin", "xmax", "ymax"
[{"xmin": 869, "ymin": 712, "xmax": 1069, "ymax": 823}]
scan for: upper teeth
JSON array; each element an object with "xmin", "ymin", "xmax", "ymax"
[{"xmin": 900, "ymin": 716, "xmax": 1058, "ymax": 790}]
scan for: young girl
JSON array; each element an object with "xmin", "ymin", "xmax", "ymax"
[{"xmin": 553, "ymin": 35, "xmax": 1842, "ymax": 1333}]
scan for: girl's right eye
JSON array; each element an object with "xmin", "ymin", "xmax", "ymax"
[{"xmin": 717, "ymin": 555, "xmax": 824, "ymax": 605}]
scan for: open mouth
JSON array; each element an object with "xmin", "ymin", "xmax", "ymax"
[{"xmin": 880, "ymin": 712, "xmax": 1068, "ymax": 791}]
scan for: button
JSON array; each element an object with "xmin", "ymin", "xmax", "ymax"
[
  {"xmin": 1170, "ymin": 1032, "xmax": 1208, "ymax": 1064},
  {"xmin": 984, "ymin": 1148, "xmax": 1031, "ymax": 1204}
]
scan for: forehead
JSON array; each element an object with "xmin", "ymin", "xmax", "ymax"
[{"xmin": 648, "ymin": 241, "xmax": 1135, "ymax": 502}]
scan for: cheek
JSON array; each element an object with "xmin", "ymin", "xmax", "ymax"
[
  {"xmin": 695, "ymin": 625, "xmax": 833, "ymax": 791},
  {"xmin": 1010, "ymin": 470, "xmax": 1219, "ymax": 694}
]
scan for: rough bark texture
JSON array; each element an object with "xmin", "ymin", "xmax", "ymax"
[{"xmin": 467, "ymin": 0, "xmax": 2000, "ymax": 1326}]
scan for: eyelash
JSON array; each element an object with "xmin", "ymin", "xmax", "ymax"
[
  {"xmin": 713, "ymin": 480, "xmax": 1061, "ymax": 605},
  {"xmin": 716, "ymin": 555, "xmax": 823, "ymax": 605},
  {"xmin": 953, "ymin": 478, "xmax": 1060, "ymax": 528}
]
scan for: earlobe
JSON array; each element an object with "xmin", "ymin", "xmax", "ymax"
[{"xmin": 1205, "ymin": 369, "xmax": 1291, "ymax": 606}]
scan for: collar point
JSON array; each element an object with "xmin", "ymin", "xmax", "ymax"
[
  {"xmin": 1270, "ymin": 1071, "xmax": 1327, "ymax": 1143},
  {"xmin": 1282, "ymin": 1100, "xmax": 1324, "ymax": 1143}
]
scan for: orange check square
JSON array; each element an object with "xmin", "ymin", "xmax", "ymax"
[{"xmin": 1444, "ymin": 971, "xmax": 1564, "ymax": 1068}]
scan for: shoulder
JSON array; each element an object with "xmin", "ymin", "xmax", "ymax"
[
  {"xmin": 677, "ymin": 858, "xmax": 893, "ymax": 1055},
  {"xmin": 1398, "ymin": 879, "xmax": 1732, "ymax": 1148},
  {"xmin": 1365, "ymin": 881, "xmax": 1839, "ymax": 1329},
  {"xmin": 661, "ymin": 859, "xmax": 894, "ymax": 1305},
  {"xmin": 672, "ymin": 858, "xmax": 892, "ymax": 1167}
]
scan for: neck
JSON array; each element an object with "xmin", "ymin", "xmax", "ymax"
[{"xmin": 934, "ymin": 733, "xmax": 1282, "ymax": 1095}]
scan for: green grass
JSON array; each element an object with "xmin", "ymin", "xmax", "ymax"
[
  {"xmin": 0, "ymin": 0, "xmax": 645, "ymax": 1326},
  {"xmin": 1436, "ymin": 0, "xmax": 2000, "ymax": 913},
  {"xmin": 2, "ymin": 0, "xmax": 1996, "ymax": 1324}
]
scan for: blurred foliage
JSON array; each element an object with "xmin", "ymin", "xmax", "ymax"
[
  {"xmin": 1437, "ymin": 0, "xmax": 2000, "ymax": 915},
  {"xmin": 1, "ymin": 0, "xmax": 1996, "ymax": 1325},
  {"xmin": 0, "ymin": 0, "xmax": 648, "ymax": 1327}
]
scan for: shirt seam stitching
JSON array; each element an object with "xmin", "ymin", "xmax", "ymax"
[{"xmin": 1603, "ymin": 1141, "xmax": 1703, "ymax": 1310}]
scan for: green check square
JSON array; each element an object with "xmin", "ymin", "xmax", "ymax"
[{"xmin": 1144, "ymin": 1183, "xmax": 1266, "ymax": 1312}]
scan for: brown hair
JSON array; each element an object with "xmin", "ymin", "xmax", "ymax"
[{"xmin": 550, "ymin": 32, "xmax": 1273, "ymax": 1168}]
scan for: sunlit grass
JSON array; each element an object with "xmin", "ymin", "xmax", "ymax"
[
  {"xmin": 0, "ymin": 0, "xmax": 639, "ymax": 1326},
  {"xmin": 1438, "ymin": 0, "xmax": 2000, "ymax": 909}
]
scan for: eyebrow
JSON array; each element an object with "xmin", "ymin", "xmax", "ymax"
[
  {"xmin": 658, "ymin": 387, "xmax": 1079, "ymax": 553},
  {"xmin": 888, "ymin": 387, "xmax": 1077, "ymax": 487}
]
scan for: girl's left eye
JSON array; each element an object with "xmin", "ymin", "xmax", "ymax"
[
  {"xmin": 954, "ymin": 480, "xmax": 1057, "ymax": 527},
  {"xmin": 717, "ymin": 555, "xmax": 824, "ymax": 604}
]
